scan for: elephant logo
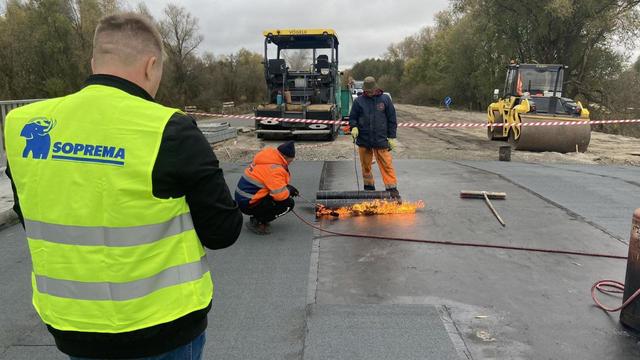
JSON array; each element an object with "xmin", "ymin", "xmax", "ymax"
[{"xmin": 21, "ymin": 117, "xmax": 56, "ymax": 159}]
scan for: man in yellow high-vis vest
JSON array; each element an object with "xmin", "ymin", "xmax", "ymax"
[{"xmin": 4, "ymin": 13, "xmax": 242, "ymax": 360}]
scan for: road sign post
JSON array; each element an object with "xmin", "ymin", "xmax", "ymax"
[{"xmin": 444, "ymin": 96, "xmax": 452, "ymax": 111}]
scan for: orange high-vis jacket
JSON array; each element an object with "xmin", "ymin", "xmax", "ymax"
[
  {"xmin": 234, "ymin": 147, "xmax": 290, "ymax": 208},
  {"xmin": 516, "ymin": 73, "xmax": 523, "ymax": 96}
]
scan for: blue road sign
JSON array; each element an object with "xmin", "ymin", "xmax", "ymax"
[{"xmin": 444, "ymin": 96, "xmax": 452, "ymax": 107}]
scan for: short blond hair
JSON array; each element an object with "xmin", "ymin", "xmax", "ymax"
[{"xmin": 93, "ymin": 13, "xmax": 163, "ymax": 67}]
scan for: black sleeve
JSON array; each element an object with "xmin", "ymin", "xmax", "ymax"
[
  {"xmin": 152, "ymin": 113, "xmax": 243, "ymax": 250},
  {"xmin": 5, "ymin": 165, "xmax": 24, "ymax": 228},
  {"xmin": 275, "ymin": 197, "xmax": 295, "ymax": 209},
  {"xmin": 349, "ymin": 99, "xmax": 362, "ymax": 129},
  {"xmin": 385, "ymin": 96, "xmax": 397, "ymax": 138}
]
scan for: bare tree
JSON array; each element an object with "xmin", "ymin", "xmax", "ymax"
[
  {"xmin": 158, "ymin": 4, "xmax": 203, "ymax": 106},
  {"xmin": 282, "ymin": 49, "xmax": 310, "ymax": 71},
  {"xmin": 160, "ymin": 4, "xmax": 203, "ymax": 62}
]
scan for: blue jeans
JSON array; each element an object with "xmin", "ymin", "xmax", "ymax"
[{"xmin": 69, "ymin": 332, "xmax": 205, "ymax": 360}]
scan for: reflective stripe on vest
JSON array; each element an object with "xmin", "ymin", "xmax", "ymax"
[
  {"xmin": 36, "ymin": 256, "xmax": 209, "ymax": 301},
  {"xmin": 4, "ymin": 84, "xmax": 213, "ymax": 333},
  {"xmin": 235, "ymin": 188, "xmax": 255, "ymax": 200},
  {"xmin": 241, "ymin": 174, "xmax": 264, "ymax": 188},
  {"xmin": 25, "ymin": 213, "xmax": 193, "ymax": 247},
  {"xmin": 270, "ymin": 186, "xmax": 288, "ymax": 196}
]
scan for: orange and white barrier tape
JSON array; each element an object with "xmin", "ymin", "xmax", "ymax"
[
  {"xmin": 186, "ymin": 111, "xmax": 640, "ymax": 129},
  {"xmin": 188, "ymin": 111, "xmax": 350, "ymax": 126}
]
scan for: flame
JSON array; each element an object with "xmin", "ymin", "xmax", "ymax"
[{"xmin": 316, "ymin": 199, "xmax": 425, "ymax": 218}]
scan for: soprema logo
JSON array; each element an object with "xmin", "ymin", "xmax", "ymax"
[{"xmin": 21, "ymin": 117, "xmax": 56, "ymax": 160}]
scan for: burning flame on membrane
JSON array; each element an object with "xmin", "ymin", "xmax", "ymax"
[{"xmin": 315, "ymin": 199, "xmax": 425, "ymax": 218}]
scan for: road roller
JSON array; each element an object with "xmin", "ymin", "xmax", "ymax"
[{"xmin": 487, "ymin": 63, "xmax": 590, "ymax": 153}]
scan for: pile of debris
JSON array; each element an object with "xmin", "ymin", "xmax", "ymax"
[{"xmin": 198, "ymin": 122, "xmax": 238, "ymax": 144}]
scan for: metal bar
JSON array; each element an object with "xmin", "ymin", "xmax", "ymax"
[
  {"xmin": 0, "ymin": 105, "xmax": 6, "ymax": 166},
  {"xmin": 0, "ymin": 99, "xmax": 44, "ymax": 105},
  {"xmin": 0, "ymin": 105, "xmax": 6, "ymax": 128},
  {"xmin": 316, "ymin": 191, "xmax": 393, "ymax": 200},
  {"xmin": 483, "ymin": 191, "xmax": 506, "ymax": 227},
  {"xmin": 353, "ymin": 143, "xmax": 359, "ymax": 191},
  {"xmin": 553, "ymin": 65, "xmax": 561, "ymax": 98},
  {"xmin": 330, "ymin": 37, "xmax": 334, "ymax": 63}
]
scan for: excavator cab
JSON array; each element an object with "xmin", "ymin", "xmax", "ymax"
[
  {"xmin": 488, "ymin": 63, "xmax": 590, "ymax": 153},
  {"xmin": 255, "ymin": 29, "xmax": 350, "ymax": 140}
]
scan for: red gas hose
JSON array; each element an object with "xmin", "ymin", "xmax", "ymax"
[
  {"xmin": 291, "ymin": 209, "xmax": 636, "ymax": 311},
  {"xmin": 291, "ymin": 210, "xmax": 627, "ymax": 260},
  {"xmin": 292, "ymin": 208, "xmax": 634, "ymax": 312},
  {"xmin": 591, "ymin": 280, "xmax": 640, "ymax": 312}
]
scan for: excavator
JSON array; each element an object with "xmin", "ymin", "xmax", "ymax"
[{"xmin": 487, "ymin": 63, "xmax": 590, "ymax": 152}]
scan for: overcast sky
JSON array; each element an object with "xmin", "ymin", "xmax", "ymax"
[{"xmin": 143, "ymin": 0, "xmax": 450, "ymax": 68}]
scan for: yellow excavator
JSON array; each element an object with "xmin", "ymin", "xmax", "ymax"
[{"xmin": 487, "ymin": 63, "xmax": 590, "ymax": 152}]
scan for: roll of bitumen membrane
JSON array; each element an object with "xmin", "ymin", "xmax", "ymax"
[
  {"xmin": 315, "ymin": 190, "xmax": 393, "ymax": 200},
  {"xmin": 315, "ymin": 198, "xmax": 382, "ymax": 209}
]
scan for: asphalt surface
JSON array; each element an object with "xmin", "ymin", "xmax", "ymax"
[
  {"xmin": 2, "ymin": 159, "xmax": 640, "ymax": 359},
  {"xmin": 203, "ymin": 162, "xmax": 321, "ymax": 360},
  {"xmin": 316, "ymin": 160, "xmax": 640, "ymax": 359}
]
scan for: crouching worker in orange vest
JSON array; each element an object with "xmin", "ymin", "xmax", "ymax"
[{"xmin": 235, "ymin": 141, "xmax": 299, "ymax": 235}]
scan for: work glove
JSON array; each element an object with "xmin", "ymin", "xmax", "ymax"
[
  {"xmin": 287, "ymin": 184, "xmax": 299, "ymax": 197},
  {"xmin": 351, "ymin": 127, "xmax": 359, "ymax": 142},
  {"xmin": 388, "ymin": 138, "xmax": 397, "ymax": 151}
]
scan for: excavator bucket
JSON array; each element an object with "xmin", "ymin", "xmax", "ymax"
[{"xmin": 510, "ymin": 114, "xmax": 591, "ymax": 153}]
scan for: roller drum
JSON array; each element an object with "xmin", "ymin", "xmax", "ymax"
[{"xmin": 510, "ymin": 115, "xmax": 590, "ymax": 153}]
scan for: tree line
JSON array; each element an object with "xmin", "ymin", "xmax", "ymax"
[
  {"xmin": 2, "ymin": 0, "xmax": 640, "ymax": 122},
  {"xmin": 0, "ymin": 0, "xmax": 266, "ymax": 111},
  {"xmin": 349, "ymin": 0, "xmax": 640, "ymax": 121}
]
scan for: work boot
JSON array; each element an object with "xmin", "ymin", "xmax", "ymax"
[
  {"xmin": 388, "ymin": 188, "xmax": 402, "ymax": 202},
  {"xmin": 364, "ymin": 185, "xmax": 376, "ymax": 191},
  {"xmin": 246, "ymin": 217, "xmax": 271, "ymax": 235}
]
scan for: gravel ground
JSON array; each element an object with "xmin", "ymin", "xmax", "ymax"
[{"xmin": 207, "ymin": 104, "xmax": 640, "ymax": 166}]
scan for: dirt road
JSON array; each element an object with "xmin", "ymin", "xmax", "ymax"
[{"xmin": 210, "ymin": 104, "xmax": 640, "ymax": 166}]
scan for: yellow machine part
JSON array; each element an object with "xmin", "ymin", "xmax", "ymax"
[
  {"xmin": 487, "ymin": 97, "xmax": 516, "ymax": 139},
  {"xmin": 263, "ymin": 29, "xmax": 337, "ymax": 37},
  {"xmin": 487, "ymin": 98, "xmax": 591, "ymax": 153}
]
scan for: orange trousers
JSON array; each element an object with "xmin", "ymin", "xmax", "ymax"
[{"xmin": 358, "ymin": 147, "xmax": 398, "ymax": 189}]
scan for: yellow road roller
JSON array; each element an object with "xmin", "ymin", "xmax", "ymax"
[{"xmin": 487, "ymin": 63, "xmax": 590, "ymax": 153}]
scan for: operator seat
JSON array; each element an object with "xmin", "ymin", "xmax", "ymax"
[
  {"xmin": 266, "ymin": 59, "xmax": 287, "ymax": 104},
  {"xmin": 267, "ymin": 59, "xmax": 287, "ymax": 84},
  {"xmin": 315, "ymin": 55, "xmax": 330, "ymax": 74},
  {"xmin": 313, "ymin": 55, "xmax": 331, "ymax": 104}
]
